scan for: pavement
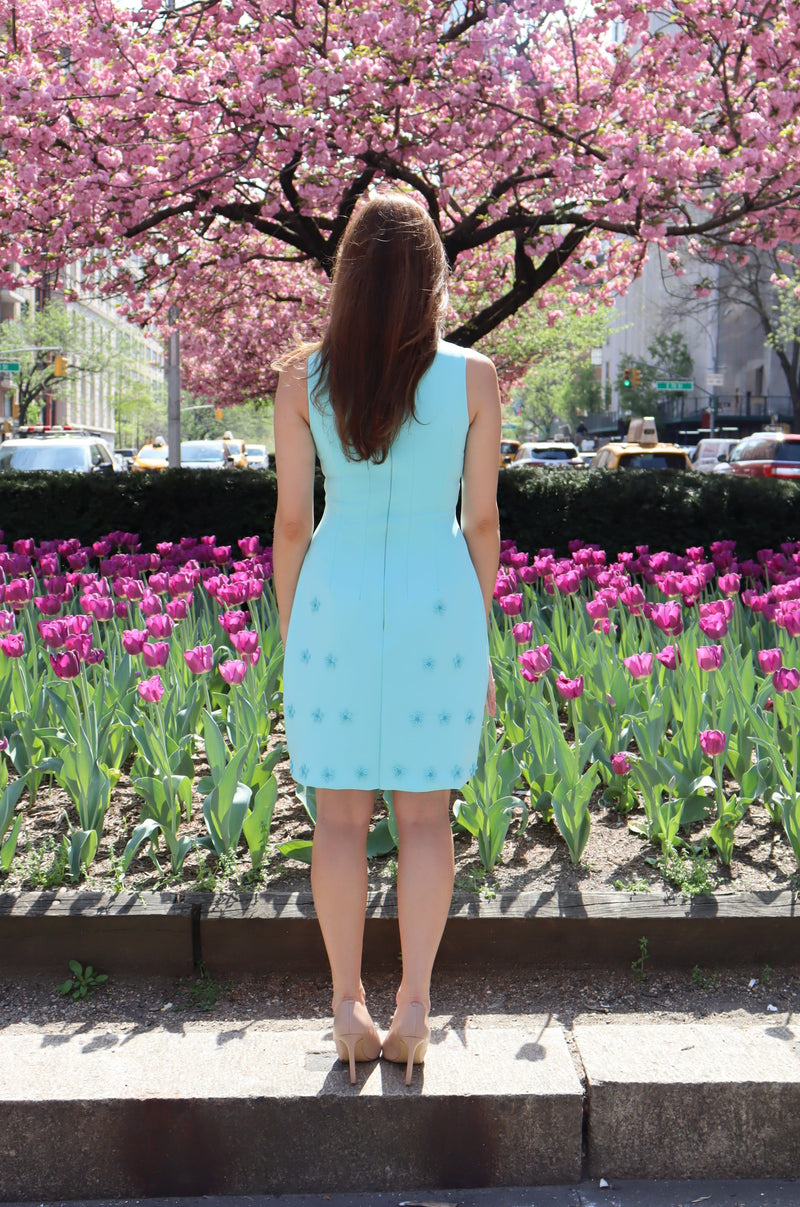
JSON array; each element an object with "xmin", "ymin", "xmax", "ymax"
[{"xmin": 1, "ymin": 1015, "xmax": 799, "ymax": 1201}]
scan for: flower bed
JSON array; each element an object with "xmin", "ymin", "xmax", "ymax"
[{"xmin": 0, "ymin": 530, "xmax": 798, "ymax": 896}]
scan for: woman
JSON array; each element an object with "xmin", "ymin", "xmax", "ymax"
[{"xmin": 273, "ymin": 193, "xmax": 500, "ymax": 1084}]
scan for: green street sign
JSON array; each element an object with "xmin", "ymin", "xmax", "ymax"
[
  {"xmin": 0, "ymin": 361, "xmax": 20, "ymax": 373},
  {"xmin": 656, "ymin": 380, "xmax": 693, "ymax": 391}
]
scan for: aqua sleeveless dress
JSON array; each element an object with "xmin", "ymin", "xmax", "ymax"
[{"xmin": 282, "ymin": 340, "xmax": 488, "ymax": 791}]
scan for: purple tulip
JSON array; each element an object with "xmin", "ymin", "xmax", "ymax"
[
  {"xmin": 146, "ymin": 614, "xmax": 174, "ymax": 639},
  {"xmin": 512, "ymin": 621, "xmax": 534, "ymax": 644},
  {"xmin": 554, "ymin": 569, "xmax": 581, "ymax": 594},
  {"xmin": 0, "ymin": 633, "xmax": 25, "ymax": 658},
  {"xmin": 778, "ymin": 608, "xmax": 800, "ymax": 638},
  {"xmin": 65, "ymin": 634, "xmax": 92, "ymax": 660},
  {"xmin": 122, "ymin": 629, "xmax": 148, "ymax": 655},
  {"xmin": 64, "ymin": 614, "xmax": 91, "ymax": 636},
  {"xmin": 518, "ymin": 644, "xmax": 551, "ymax": 682},
  {"xmin": 50, "ymin": 650, "xmax": 81, "ymax": 679},
  {"xmin": 623, "ymin": 653, "xmax": 653, "ymax": 679},
  {"xmin": 758, "ymin": 648, "xmax": 783, "ymax": 673},
  {"xmin": 37, "ymin": 619, "xmax": 67, "ymax": 649},
  {"xmin": 0, "ymin": 610, "xmax": 14, "ymax": 633},
  {"xmin": 497, "ymin": 593, "xmax": 523, "ymax": 616},
  {"xmin": 216, "ymin": 581, "xmax": 249, "ymax": 608},
  {"xmin": 555, "ymin": 673, "xmax": 584, "ymax": 699},
  {"xmin": 698, "ymin": 611, "xmax": 728, "ymax": 640},
  {"xmin": 657, "ymin": 645, "xmax": 680, "ymax": 670},
  {"xmin": 85, "ymin": 647, "xmax": 105, "ymax": 666},
  {"xmin": 696, "ymin": 645, "xmax": 723, "ymax": 672},
  {"xmin": 610, "ymin": 753, "xmax": 631, "ymax": 775},
  {"xmin": 4, "ymin": 579, "xmax": 34, "ymax": 609},
  {"xmin": 142, "ymin": 641, "xmax": 170, "ymax": 668},
  {"xmin": 717, "ymin": 572, "xmax": 741, "ymax": 596},
  {"xmin": 33, "ymin": 593, "xmax": 62, "ymax": 616},
  {"xmin": 773, "ymin": 667, "xmax": 800, "ymax": 693},
  {"xmin": 139, "ymin": 592, "xmax": 163, "ymax": 617},
  {"xmin": 220, "ymin": 659, "xmax": 247, "ymax": 685},
  {"xmin": 231, "ymin": 629, "xmax": 259, "ymax": 656},
  {"xmin": 619, "ymin": 584, "xmax": 646, "ymax": 615},
  {"xmin": 137, "ymin": 674, "xmax": 164, "ymax": 703},
  {"xmin": 219, "ymin": 609, "xmax": 248, "ymax": 635},
  {"xmin": 166, "ymin": 596, "xmax": 189, "ymax": 620},
  {"xmin": 649, "ymin": 601, "xmax": 683, "ymax": 636},
  {"xmin": 238, "ymin": 536, "xmax": 261, "ymax": 557},
  {"xmin": 184, "ymin": 643, "xmax": 213, "ymax": 674},
  {"xmin": 585, "ymin": 599, "xmax": 608, "ymax": 621},
  {"xmin": 699, "ymin": 729, "xmax": 726, "ymax": 757}
]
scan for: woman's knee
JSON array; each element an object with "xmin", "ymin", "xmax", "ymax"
[
  {"xmin": 392, "ymin": 789, "xmax": 452, "ymax": 832},
  {"xmin": 316, "ymin": 788, "xmax": 375, "ymax": 829}
]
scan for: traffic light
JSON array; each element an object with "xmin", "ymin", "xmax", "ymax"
[
  {"xmin": 632, "ymin": 368, "xmax": 642, "ymax": 387},
  {"xmin": 623, "ymin": 368, "xmax": 632, "ymax": 388},
  {"xmin": 53, "ymin": 355, "xmax": 67, "ymax": 376},
  {"xmin": 215, "ymin": 408, "xmax": 224, "ymax": 421}
]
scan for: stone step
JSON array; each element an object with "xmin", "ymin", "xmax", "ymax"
[{"xmin": 1, "ymin": 1017, "xmax": 798, "ymax": 1201}]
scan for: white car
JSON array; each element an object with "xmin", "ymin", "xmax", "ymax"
[
  {"xmin": 510, "ymin": 441, "xmax": 583, "ymax": 469},
  {"xmin": 691, "ymin": 437, "xmax": 739, "ymax": 474},
  {"xmin": 0, "ymin": 429, "xmax": 118, "ymax": 473},
  {"xmin": 180, "ymin": 440, "xmax": 233, "ymax": 469},
  {"xmin": 244, "ymin": 442, "xmax": 270, "ymax": 470}
]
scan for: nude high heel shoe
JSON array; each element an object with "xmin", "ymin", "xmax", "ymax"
[
  {"xmin": 332, "ymin": 999, "xmax": 381, "ymax": 1084},
  {"xmin": 382, "ymin": 1002, "xmax": 430, "ymax": 1085}
]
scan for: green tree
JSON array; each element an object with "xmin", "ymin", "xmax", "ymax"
[
  {"xmin": 180, "ymin": 400, "xmax": 272, "ymax": 447},
  {"xmin": 616, "ymin": 333, "xmax": 694, "ymax": 417},
  {"xmin": 0, "ymin": 301, "xmax": 113, "ymax": 425}
]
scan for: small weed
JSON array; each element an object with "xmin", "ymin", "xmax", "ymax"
[
  {"xmin": 194, "ymin": 850, "xmax": 239, "ymax": 892},
  {"xmin": 178, "ymin": 961, "xmax": 231, "ymax": 1013},
  {"xmin": 107, "ymin": 847, "xmax": 126, "ymax": 893},
  {"xmin": 57, "ymin": 959, "xmax": 109, "ymax": 1001},
  {"xmin": 385, "ymin": 858, "xmax": 398, "ymax": 885},
  {"xmin": 648, "ymin": 844, "xmax": 717, "ymax": 897},
  {"xmin": 614, "ymin": 877, "xmax": 650, "ymax": 893},
  {"xmin": 20, "ymin": 835, "xmax": 69, "ymax": 889},
  {"xmin": 631, "ymin": 936, "xmax": 649, "ymax": 982},
  {"xmin": 691, "ymin": 965, "xmax": 719, "ymax": 991},
  {"xmin": 760, "ymin": 963, "xmax": 772, "ymax": 986},
  {"xmin": 454, "ymin": 867, "xmax": 497, "ymax": 899}
]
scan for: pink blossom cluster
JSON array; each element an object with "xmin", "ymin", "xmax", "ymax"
[{"xmin": 2, "ymin": 3, "xmax": 800, "ymax": 405}]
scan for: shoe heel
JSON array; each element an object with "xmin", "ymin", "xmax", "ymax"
[
  {"xmin": 335, "ymin": 1034, "xmax": 358, "ymax": 1084},
  {"xmin": 404, "ymin": 1038, "xmax": 426, "ymax": 1085}
]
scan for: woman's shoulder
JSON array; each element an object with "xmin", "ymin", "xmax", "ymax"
[{"xmin": 438, "ymin": 340, "xmax": 495, "ymax": 372}]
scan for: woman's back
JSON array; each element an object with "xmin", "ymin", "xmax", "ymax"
[{"xmin": 282, "ymin": 341, "xmax": 488, "ymax": 791}]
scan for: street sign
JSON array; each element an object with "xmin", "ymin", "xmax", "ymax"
[
  {"xmin": 590, "ymin": 348, "xmax": 603, "ymax": 366},
  {"xmin": 655, "ymin": 380, "xmax": 693, "ymax": 391},
  {"xmin": 706, "ymin": 372, "xmax": 725, "ymax": 387},
  {"xmin": 0, "ymin": 361, "xmax": 20, "ymax": 373}
]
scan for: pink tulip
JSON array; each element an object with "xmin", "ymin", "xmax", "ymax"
[
  {"xmin": 137, "ymin": 674, "xmax": 164, "ymax": 703},
  {"xmin": 778, "ymin": 608, "xmax": 800, "ymax": 638},
  {"xmin": 219, "ymin": 609, "xmax": 248, "ymax": 635},
  {"xmin": 148, "ymin": 572, "xmax": 170, "ymax": 594},
  {"xmin": 166, "ymin": 596, "xmax": 189, "ymax": 620},
  {"xmin": 773, "ymin": 667, "xmax": 800, "ymax": 693},
  {"xmin": 657, "ymin": 645, "xmax": 680, "ymax": 670},
  {"xmin": 0, "ymin": 632, "xmax": 25, "ymax": 658},
  {"xmin": 238, "ymin": 536, "xmax": 261, "ymax": 557},
  {"xmin": 512, "ymin": 621, "xmax": 534, "ymax": 643},
  {"xmin": 231, "ymin": 629, "xmax": 259, "ymax": 656},
  {"xmin": 610, "ymin": 753, "xmax": 631, "ymax": 775},
  {"xmin": 50, "ymin": 650, "xmax": 81, "ymax": 679},
  {"xmin": 142, "ymin": 641, "xmax": 170, "ymax": 668},
  {"xmin": 619, "ymin": 585, "xmax": 646, "ymax": 614},
  {"xmin": 4, "ymin": 579, "xmax": 34, "ymax": 608},
  {"xmin": 717, "ymin": 572, "xmax": 741, "ymax": 596},
  {"xmin": 649, "ymin": 601, "xmax": 683, "ymax": 636},
  {"xmin": 37, "ymin": 619, "xmax": 67, "ymax": 648},
  {"xmin": 216, "ymin": 580, "xmax": 249, "ymax": 608},
  {"xmin": 553, "ymin": 569, "xmax": 581, "ymax": 594},
  {"xmin": 64, "ymin": 615, "xmax": 91, "ymax": 635},
  {"xmin": 699, "ymin": 729, "xmax": 726, "ymax": 757},
  {"xmin": 696, "ymin": 645, "xmax": 723, "ymax": 672},
  {"xmin": 585, "ymin": 599, "xmax": 608, "ymax": 621},
  {"xmin": 0, "ymin": 610, "xmax": 14, "ymax": 633},
  {"xmin": 33, "ymin": 593, "xmax": 62, "ymax": 616},
  {"xmin": 623, "ymin": 653, "xmax": 653, "ymax": 679},
  {"xmin": 139, "ymin": 592, "xmax": 163, "ymax": 617},
  {"xmin": 758, "ymin": 648, "xmax": 783, "ymax": 673},
  {"xmin": 698, "ymin": 611, "xmax": 728, "ymax": 640},
  {"xmin": 85, "ymin": 647, "xmax": 105, "ymax": 666},
  {"xmin": 497, "ymin": 593, "xmax": 523, "ymax": 616},
  {"xmin": 65, "ymin": 634, "xmax": 92, "ymax": 660},
  {"xmin": 122, "ymin": 628, "xmax": 148, "ymax": 655},
  {"xmin": 146, "ymin": 614, "xmax": 174, "ymax": 639},
  {"xmin": 518, "ymin": 644, "xmax": 551, "ymax": 682},
  {"xmin": 555, "ymin": 673, "xmax": 584, "ymax": 699},
  {"xmin": 593, "ymin": 618, "xmax": 616, "ymax": 635},
  {"xmin": 184, "ymin": 643, "xmax": 213, "ymax": 674},
  {"xmin": 220, "ymin": 658, "xmax": 247, "ymax": 685}
]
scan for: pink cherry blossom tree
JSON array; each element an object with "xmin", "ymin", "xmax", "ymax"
[{"xmin": 2, "ymin": 0, "xmax": 800, "ymax": 407}]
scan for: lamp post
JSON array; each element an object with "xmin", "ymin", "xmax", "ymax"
[{"xmin": 166, "ymin": 305, "xmax": 181, "ymax": 467}]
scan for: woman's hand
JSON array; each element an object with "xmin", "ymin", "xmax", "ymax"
[{"xmin": 486, "ymin": 662, "xmax": 496, "ymax": 717}]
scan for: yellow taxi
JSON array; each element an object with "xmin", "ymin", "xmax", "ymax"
[
  {"xmin": 590, "ymin": 418, "xmax": 692, "ymax": 471},
  {"xmin": 500, "ymin": 439, "xmax": 520, "ymax": 467},
  {"xmin": 131, "ymin": 437, "xmax": 169, "ymax": 472}
]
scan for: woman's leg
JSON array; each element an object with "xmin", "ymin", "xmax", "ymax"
[
  {"xmin": 391, "ymin": 788, "xmax": 455, "ymax": 1012},
  {"xmin": 311, "ymin": 787, "xmax": 375, "ymax": 1009}
]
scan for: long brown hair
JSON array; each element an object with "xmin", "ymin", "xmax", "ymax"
[{"xmin": 315, "ymin": 193, "xmax": 449, "ymax": 463}]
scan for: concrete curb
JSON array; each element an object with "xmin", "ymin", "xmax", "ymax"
[
  {"xmin": 1, "ymin": 888, "xmax": 797, "ymax": 975},
  {"xmin": 1, "ymin": 1018, "xmax": 799, "ymax": 1199}
]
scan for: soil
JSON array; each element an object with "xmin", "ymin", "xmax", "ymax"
[
  {"xmin": 2, "ymin": 722, "xmax": 798, "ymax": 1036},
  {"xmin": 2, "ymin": 722, "xmax": 796, "ymax": 900}
]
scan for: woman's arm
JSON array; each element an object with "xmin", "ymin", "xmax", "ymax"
[
  {"xmin": 462, "ymin": 352, "xmax": 502, "ymax": 621},
  {"xmin": 273, "ymin": 361, "xmax": 317, "ymax": 644}
]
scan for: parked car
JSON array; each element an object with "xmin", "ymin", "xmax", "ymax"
[
  {"xmin": 500, "ymin": 439, "xmax": 521, "ymax": 467},
  {"xmin": 180, "ymin": 439, "xmax": 248, "ymax": 469},
  {"xmin": 131, "ymin": 438, "xmax": 169, "ymax": 472},
  {"xmin": 690, "ymin": 437, "xmax": 739, "ymax": 474},
  {"xmin": 591, "ymin": 417, "xmax": 692, "ymax": 471},
  {"xmin": 725, "ymin": 430, "xmax": 800, "ymax": 478},
  {"xmin": 0, "ymin": 427, "xmax": 118, "ymax": 474},
  {"xmin": 244, "ymin": 442, "xmax": 270, "ymax": 470},
  {"xmin": 509, "ymin": 441, "xmax": 583, "ymax": 469},
  {"xmin": 114, "ymin": 446, "xmax": 136, "ymax": 471}
]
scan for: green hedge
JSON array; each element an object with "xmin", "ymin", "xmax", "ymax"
[{"xmin": 0, "ymin": 466, "xmax": 798, "ymax": 557}]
